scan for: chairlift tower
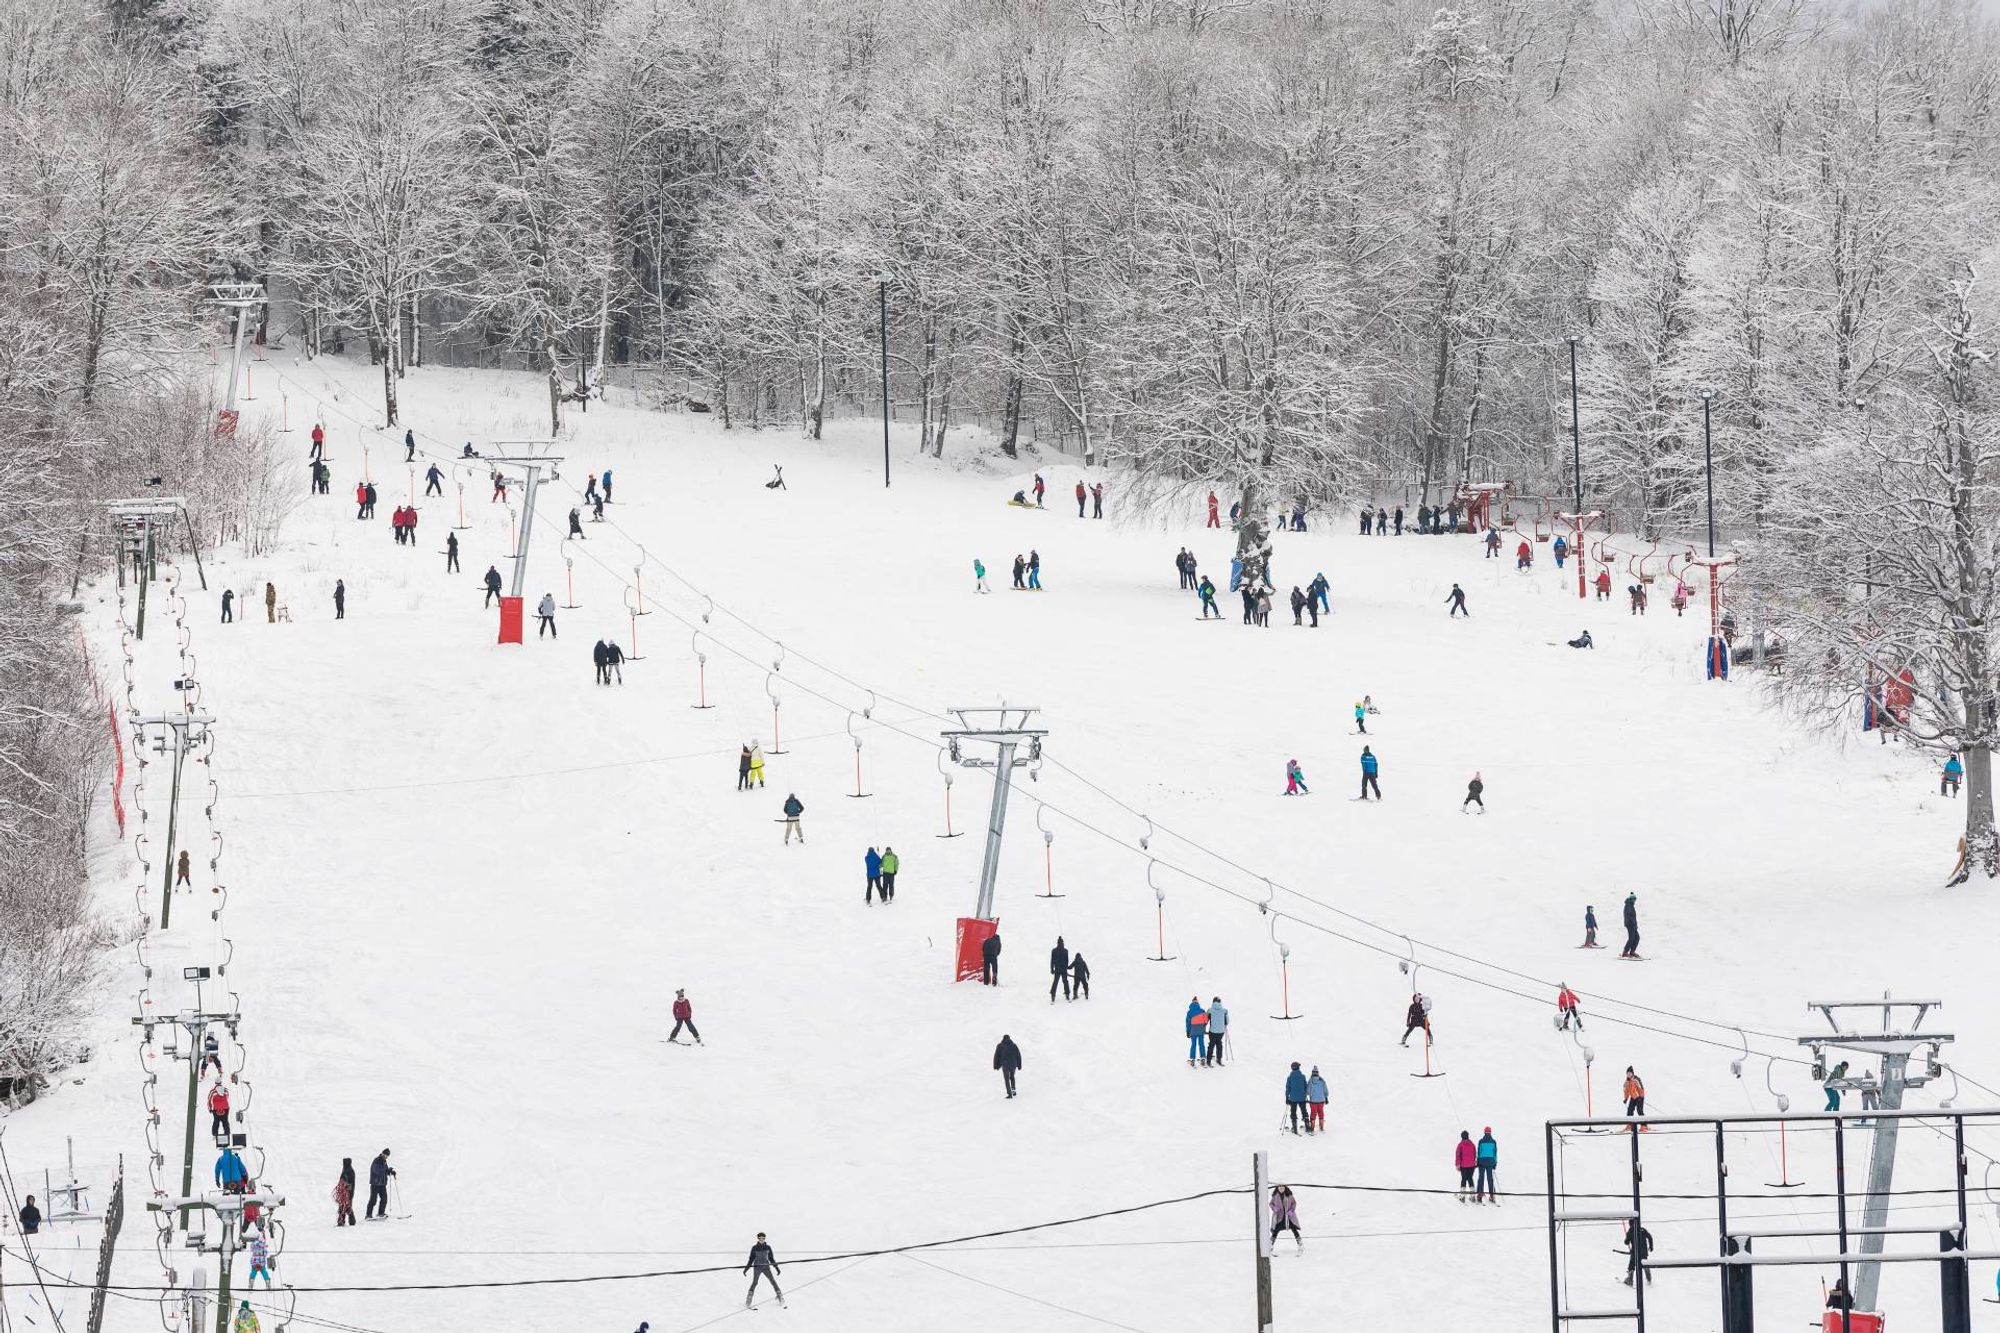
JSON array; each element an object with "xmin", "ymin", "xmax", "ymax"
[
  {"xmin": 486, "ymin": 445, "xmax": 564, "ymax": 598},
  {"xmin": 103, "ymin": 498, "xmax": 208, "ymax": 636},
  {"xmin": 131, "ymin": 969, "xmax": 241, "ymax": 1237},
  {"xmin": 206, "ymin": 282, "xmax": 266, "ymax": 429},
  {"xmin": 1799, "ymin": 996, "xmax": 1953, "ymax": 1311},
  {"xmin": 940, "ymin": 707, "xmax": 1047, "ymax": 920},
  {"xmin": 1556, "ymin": 510, "xmax": 1604, "ymax": 601}
]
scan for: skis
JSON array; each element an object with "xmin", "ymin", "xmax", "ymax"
[
  {"xmin": 1577, "ymin": 943, "xmax": 1605, "ymax": 949},
  {"xmin": 1617, "ymin": 955, "xmax": 1650, "ymax": 962}
]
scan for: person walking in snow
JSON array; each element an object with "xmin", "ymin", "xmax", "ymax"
[
  {"xmin": 1446, "ymin": 583, "xmax": 1468, "ymax": 617},
  {"xmin": 333, "ymin": 579, "xmax": 346, "ymax": 620},
  {"xmin": 1582, "ymin": 904, "xmax": 1599, "ymax": 948},
  {"xmin": 604, "ymin": 639, "xmax": 624, "ymax": 683},
  {"xmin": 1075, "ymin": 479, "xmax": 1087, "ymax": 517},
  {"xmin": 781, "ymin": 793, "xmax": 805, "ymax": 844},
  {"xmin": 1028, "ymin": 549, "xmax": 1042, "ymax": 590},
  {"xmin": 366, "ymin": 1149, "xmax": 395, "ymax": 1219},
  {"xmin": 1620, "ymin": 892, "xmax": 1640, "ymax": 958},
  {"xmin": 1205, "ymin": 996, "xmax": 1228, "ymax": 1065},
  {"xmin": 1400, "ymin": 993, "xmax": 1431, "ymax": 1047},
  {"xmin": 879, "ymin": 846, "xmax": 899, "ymax": 901},
  {"xmin": 1359, "ymin": 746, "xmax": 1381, "ymax": 800},
  {"xmin": 1049, "ymin": 936, "xmax": 1071, "ymax": 1002},
  {"xmin": 981, "ymin": 930, "xmax": 1001, "ymax": 986},
  {"xmin": 1199, "ymin": 575, "xmax": 1219, "ymax": 618},
  {"xmin": 568, "ymin": 507, "xmax": 584, "ymax": 540},
  {"xmin": 1207, "ymin": 492, "xmax": 1220, "ymax": 528},
  {"xmin": 600, "ymin": 469, "xmax": 613, "ymax": 503},
  {"xmin": 1306, "ymin": 1067, "xmax": 1329, "ymax": 1133},
  {"xmin": 743, "ymin": 1233, "xmax": 784, "ymax": 1308},
  {"xmin": 1070, "ymin": 953, "xmax": 1091, "ymax": 999},
  {"xmin": 1012, "ymin": 554, "xmax": 1026, "ymax": 590},
  {"xmin": 994, "ymin": 1034, "xmax": 1023, "ymax": 1097},
  {"xmin": 1312, "ymin": 572, "xmax": 1329, "ymax": 615},
  {"xmin": 738, "ymin": 745, "xmax": 753, "ymax": 792},
  {"xmin": 1556, "ymin": 984, "xmax": 1582, "ymax": 1031},
  {"xmin": 1360, "ymin": 506, "xmax": 1373, "ymax": 535},
  {"xmin": 536, "ymin": 592, "xmax": 557, "ymax": 638},
  {"xmin": 483, "ymin": 566, "xmax": 503, "ymax": 607},
  {"xmin": 1032, "ymin": 473, "xmax": 1045, "ymax": 507},
  {"xmin": 1256, "ymin": 587, "xmax": 1272, "ymax": 627},
  {"xmin": 1462, "ymin": 772, "xmax": 1484, "ymax": 811},
  {"xmin": 445, "ymin": 532, "xmax": 460, "ymax": 573},
  {"xmin": 334, "ymin": 1159, "xmax": 356, "ymax": 1226},
  {"xmin": 1284, "ymin": 758, "xmax": 1309, "ymax": 796},
  {"xmin": 1269, "ymin": 1184, "xmax": 1303, "ymax": 1250},
  {"xmin": 1091, "ymin": 482, "xmax": 1104, "ymax": 517},
  {"xmin": 865, "ymin": 846, "xmax": 884, "ymax": 903},
  {"xmin": 1475, "ymin": 1128, "xmax": 1498, "ymax": 1202},
  {"xmin": 221, "ymin": 588, "xmax": 234, "ymax": 623},
  {"xmin": 1393, "ymin": 506, "xmax": 1404, "ymax": 535},
  {"xmin": 1375, "ymin": 506, "xmax": 1388, "ymax": 534},
  {"xmin": 1622, "ymin": 1220, "xmax": 1654, "ymax": 1286},
  {"xmin": 1284, "ymin": 1062, "xmax": 1312, "ymax": 1134},
  {"xmin": 974, "ymin": 558, "xmax": 988, "ymax": 593},
  {"xmin": 748, "ymin": 743, "xmax": 766, "ymax": 788},
  {"xmin": 1455, "ymin": 1131, "xmax": 1478, "ymax": 1201},
  {"xmin": 1944, "ymin": 753, "xmax": 1964, "ymax": 797},
  {"xmin": 1185, "ymin": 997, "xmax": 1209, "ymax": 1065},
  {"xmin": 593, "ymin": 639, "xmax": 611, "ymax": 685},
  {"xmin": 669, "ymin": 989, "xmax": 701, "ymax": 1045},
  {"xmin": 1290, "ymin": 586, "xmax": 1306, "ymax": 625}
]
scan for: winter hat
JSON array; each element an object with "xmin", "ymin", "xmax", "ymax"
[
  {"xmin": 1483, "ymin": 1126, "xmax": 1492, "ymax": 1134},
  {"xmin": 1310, "ymin": 1066, "xmax": 1319, "ymax": 1075}
]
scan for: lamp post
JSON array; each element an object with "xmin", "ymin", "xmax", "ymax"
[
  {"xmin": 1698, "ymin": 387, "xmax": 1716, "ymax": 557},
  {"xmin": 876, "ymin": 272, "xmax": 891, "ymax": 489},
  {"xmin": 1566, "ymin": 336, "xmax": 1583, "ymax": 515}
]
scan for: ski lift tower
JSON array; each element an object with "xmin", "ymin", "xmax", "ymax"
[
  {"xmin": 1799, "ymin": 996, "xmax": 1954, "ymax": 1311},
  {"xmin": 1557, "ymin": 510, "xmax": 1605, "ymax": 600},
  {"xmin": 105, "ymin": 497, "xmax": 208, "ymax": 638},
  {"xmin": 485, "ymin": 444, "xmax": 563, "ymax": 644},
  {"xmin": 941, "ymin": 708, "xmax": 1046, "ymax": 980},
  {"xmin": 206, "ymin": 282, "xmax": 266, "ymax": 437}
]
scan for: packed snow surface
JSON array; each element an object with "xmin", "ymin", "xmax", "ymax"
[{"xmin": 9, "ymin": 356, "xmax": 1996, "ymax": 1333}]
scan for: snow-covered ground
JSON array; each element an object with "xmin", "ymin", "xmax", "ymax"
[{"xmin": 9, "ymin": 353, "xmax": 1998, "ymax": 1333}]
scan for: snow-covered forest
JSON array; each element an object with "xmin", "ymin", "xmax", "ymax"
[{"xmin": 6, "ymin": 0, "xmax": 2000, "ymax": 1086}]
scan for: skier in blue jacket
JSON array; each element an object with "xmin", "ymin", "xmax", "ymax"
[
  {"xmin": 1944, "ymin": 754, "xmax": 1964, "ymax": 797},
  {"xmin": 1552, "ymin": 535, "xmax": 1568, "ymax": 568},
  {"xmin": 1359, "ymin": 747, "xmax": 1381, "ymax": 800},
  {"xmin": 215, "ymin": 1147, "xmax": 249, "ymax": 1192},
  {"xmin": 865, "ymin": 847, "xmax": 884, "ymax": 904},
  {"xmin": 1284, "ymin": 1062, "xmax": 1312, "ymax": 1134},
  {"xmin": 1186, "ymin": 998, "xmax": 1208, "ymax": 1065},
  {"xmin": 1474, "ymin": 1128, "xmax": 1498, "ymax": 1201}
]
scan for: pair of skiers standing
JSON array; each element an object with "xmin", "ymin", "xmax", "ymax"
[
  {"xmin": 1282, "ymin": 1061, "xmax": 1328, "ymax": 1133},
  {"xmin": 736, "ymin": 743, "xmax": 767, "ymax": 790},
  {"xmin": 864, "ymin": 846, "xmax": 899, "ymax": 902},
  {"xmin": 1454, "ymin": 1129, "xmax": 1498, "ymax": 1202}
]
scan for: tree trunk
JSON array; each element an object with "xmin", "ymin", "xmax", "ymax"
[
  {"xmin": 382, "ymin": 346, "xmax": 399, "ymax": 427},
  {"xmin": 999, "ymin": 314, "xmax": 1024, "ymax": 458},
  {"xmin": 805, "ymin": 351, "xmax": 826, "ymax": 440},
  {"xmin": 1234, "ymin": 477, "xmax": 1271, "ymax": 589},
  {"xmin": 545, "ymin": 341, "xmax": 564, "ymax": 437}
]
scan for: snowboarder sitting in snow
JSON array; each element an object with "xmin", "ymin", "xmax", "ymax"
[
  {"xmin": 1010, "ymin": 489, "xmax": 1032, "ymax": 507},
  {"xmin": 1566, "ymin": 629, "xmax": 1594, "ymax": 649},
  {"xmin": 1944, "ymin": 753, "xmax": 1964, "ymax": 797},
  {"xmin": 1285, "ymin": 759, "xmax": 1309, "ymax": 795},
  {"xmin": 765, "ymin": 465, "xmax": 786, "ymax": 490},
  {"xmin": 1400, "ymin": 993, "xmax": 1430, "ymax": 1047}
]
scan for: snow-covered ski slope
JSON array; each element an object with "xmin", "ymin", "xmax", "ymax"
[{"xmin": 16, "ymin": 355, "xmax": 2000, "ymax": 1333}]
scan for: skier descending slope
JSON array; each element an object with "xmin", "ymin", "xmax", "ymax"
[
  {"xmin": 743, "ymin": 1233, "xmax": 785, "ymax": 1308},
  {"xmin": 1269, "ymin": 1184, "xmax": 1303, "ymax": 1251},
  {"xmin": 668, "ymin": 990, "xmax": 701, "ymax": 1045}
]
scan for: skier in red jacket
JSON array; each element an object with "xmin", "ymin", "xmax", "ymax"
[
  {"xmin": 669, "ymin": 989, "xmax": 702, "ymax": 1045},
  {"xmin": 207, "ymin": 1081, "xmax": 231, "ymax": 1138},
  {"xmin": 1206, "ymin": 492, "xmax": 1220, "ymax": 528},
  {"xmin": 354, "ymin": 482, "xmax": 368, "ymax": 519},
  {"xmin": 1556, "ymin": 985, "xmax": 1582, "ymax": 1031}
]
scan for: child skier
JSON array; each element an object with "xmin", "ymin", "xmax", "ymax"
[
  {"xmin": 1556, "ymin": 985, "xmax": 1582, "ymax": 1030},
  {"xmin": 1198, "ymin": 576, "xmax": 1219, "ymax": 618},
  {"xmin": 1353, "ymin": 701, "xmax": 1367, "ymax": 734},
  {"xmin": 669, "ymin": 989, "xmax": 702, "ymax": 1044},
  {"xmin": 1462, "ymin": 772, "xmax": 1484, "ymax": 811},
  {"xmin": 1284, "ymin": 759, "xmax": 1309, "ymax": 795},
  {"xmin": 1582, "ymin": 904, "xmax": 1599, "ymax": 947},
  {"xmin": 743, "ymin": 1233, "xmax": 785, "ymax": 1308},
  {"xmin": 1400, "ymin": 993, "xmax": 1430, "ymax": 1047}
]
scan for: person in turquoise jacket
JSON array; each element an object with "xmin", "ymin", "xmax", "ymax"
[
  {"xmin": 1475, "ymin": 1128, "xmax": 1498, "ymax": 1201},
  {"xmin": 1944, "ymin": 754, "xmax": 1964, "ymax": 797},
  {"xmin": 1359, "ymin": 747, "xmax": 1381, "ymax": 800}
]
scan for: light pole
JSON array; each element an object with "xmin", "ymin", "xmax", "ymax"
[
  {"xmin": 1566, "ymin": 336, "xmax": 1583, "ymax": 515},
  {"xmin": 1698, "ymin": 387, "xmax": 1716, "ymax": 557},
  {"xmin": 876, "ymin": 272, "xmax": 891, "ymax": 489}
]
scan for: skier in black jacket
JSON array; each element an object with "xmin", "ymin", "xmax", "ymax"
[
  {"xmin": 1620, "ymin": 892, "xmax": 1640, "ymax": 958},
  {"xmin": 980, "ymin": 930, "xmax": 1001, "ymax": 986},
  {"xmin": 782, "ymin": 793, "xmax": 805, "ymax": 844},
  {"xmin": 993, "ymin": 1034, "xmax": 1023, "ymax": 1097},
  {"xmin": 1070, "ymin": 953, "xmax": 1090, "ymax": 999},
  {"xmin": 1049, "ymin": 936, "xmax": 1071, "ymax": 1002},
  {"xmin": 743, "ymin": 1234, "xmax": 784, "ymax": 1308},
  {"xmin": 604, "ymin": 639, "xmax": 625, "ymax": 684},
  {"xmin": 483, "ymin": 565, "xmax": 503, "ymax": 606}
]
